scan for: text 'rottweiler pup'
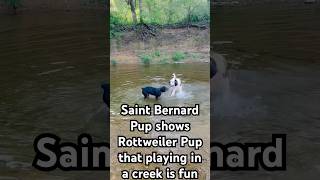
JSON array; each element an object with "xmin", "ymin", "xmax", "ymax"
[{"xmin": 142, "ymin": 86, "xmax": 168, "ymax": 100}]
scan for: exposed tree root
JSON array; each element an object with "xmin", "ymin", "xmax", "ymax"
[
  {"xmin": 134, "ymin": 23, "xmax": 158, "ymax": 40},
  {"xmin": 111, "ymin": 21, "xmax": 208, "ymax": 40}
]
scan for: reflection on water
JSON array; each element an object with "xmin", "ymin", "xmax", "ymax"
[
  {"xmin": 110, "ymin": 64, "xmax": 210, "ymax": 179},
  {"xmin": 212, "ymin": 4, "xmax": 320, "ymax": 179},
  {"xmin": 0, "ymin": 12, "xmax": 108, "ymax": 179}
]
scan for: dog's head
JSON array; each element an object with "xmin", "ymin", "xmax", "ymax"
[
  {"xmin": 169, "ymin": 73, "xmax": 178, "ymax": 87},
  {"xmin": 172, "ymin": 73, "xmax": 176, "ymax": 79},
  {"xmin": 160, "ymin": 86, "xmax": 168, "ymax": 92},
  {"xmin": 169, "ymin": 78, "xmax": 179, "ymax": 87}
]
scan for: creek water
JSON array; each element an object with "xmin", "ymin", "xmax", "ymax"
[
  {"xmin": 212, "ymin": 4, "xmax": 320, "ymax": 179},
  {"xmin": 0, "ymin": 12, "xmax": 108, "ymax": 179},
  {"xmin": 110, "ymin": 64, "xmax": 210, "ymax": 180}
]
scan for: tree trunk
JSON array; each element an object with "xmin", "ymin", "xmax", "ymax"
[
  {"xmin": 187, "ymin": 6, "xmax": 191, "ymax": 25},
  {"xmin": 139, "ymin": 0, "xmax": 143, "ymax": 23},
  {"xmin": 167, "ymin": 0, "xmax": 173, "ymax": 23},
  {"xmin": 129, "ymin": 0, "xmax": 138, "ymax": 24},
  {"xmin": 13, "ymin": 5, "xmax": 17, "ymax": 15}
]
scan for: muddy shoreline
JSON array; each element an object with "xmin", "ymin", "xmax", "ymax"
[{"xmin": 111, "ymin": 27, "xmax": 210, "ymax": 65}]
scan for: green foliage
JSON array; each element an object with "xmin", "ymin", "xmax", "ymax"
[
  {"xmin": 183, "ymin": 0, "xmax": 209, "ymax": 23},
  {"xmin": 110, "ymin": 15, "xmax": 125, "ymax": 39},
  {"xmin": 110, "ymin": 12, "xmax": 132, "ymax": 26},
  {"xmin": 160, "ymin": 57, "xmax": 169, "ymax": 64},
  {"xmin": 189, "ymin": 52, "xmax": 201, "ymax": 59},
  {"xmin": 153, "ymin": 50, "xmax": 161, "ymax": 57},
  {"xmin": 110, "ymin": 29, "xmax": 122, "ymax": 39},
  {"xmin": 2, "ymin": 0, "xmax": 21, "ymax": 8},
  {"xmin": 110, "ymin": 0, "xmax": 133, "ymax": 24},
  {"xmin": 189, "ymin": 7, "xmax": 210, "ymax": 23},
  {"xmin": 110, "ymin": 0, "xmax": 209, "ymax": 26},
  {"xmin": 111, "ymin": 59, "xmax": 117, "ymax": 66},
  {"xmin": 172, "ymin": 51, "xmax": 185, "ymax": 62},
  {"xmin": 139, "ymin": 54, "xmax": 152, "ymax": 64}
]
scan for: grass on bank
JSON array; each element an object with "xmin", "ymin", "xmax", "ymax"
[
  {"xmin": 172, "ymin": 51, "xmax": 186, "ymax": 62},
  {"xmin": 111, "ymin": 50, "xmax": 205, "ymax": 65},
  {"xmin": 111, "ymin": 59, "xmax": 117, "ymax": 66},
  {"xmin": 138, "ymin": 50, "xmax": 189, "ymax": 64},
  {"xmin": 139, "ymin": 54, "xmax": 152, "ymax": 64}
]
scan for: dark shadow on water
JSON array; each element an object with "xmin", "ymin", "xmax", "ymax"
[
  {"xmin": 0, "ymin": 12, "xmax": 109, "ymax": 179},
  {"xmin": 212, "ymin": 4, "xmax": 320, "ymax": 179}
]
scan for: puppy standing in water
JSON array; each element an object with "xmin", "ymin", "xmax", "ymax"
[
  {"xmin": 142, "ymin": 86, "xmax": 168, "ymax": 100},
  {"xmin": 169, "ymin": 73, "xmax": 182, "ymax": 96}
]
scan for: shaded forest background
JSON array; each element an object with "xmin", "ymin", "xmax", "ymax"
[
  {"xmin": 1, "ymin": 0, "xmax": 316, "ymax": 15},
  {"xmin": 111, "ymin": 0, "xmax": 209, "ymax": 25},
  {"xmin": 110, "ymin": 0, "xmax": 210, "ymax": 40},
  {"xmin": 0, "ymin": 0, "xmax": 106, "ymax": 14}
]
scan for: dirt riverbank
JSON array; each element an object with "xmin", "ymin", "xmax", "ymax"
[{"xmin": 111, "ymin": 27, "xmax": 210, "ymax": 64}]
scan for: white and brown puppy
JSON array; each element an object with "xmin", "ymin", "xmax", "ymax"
[{"xmin": 169, "ymin": 73, "xmax": 182, "ymax": 96}]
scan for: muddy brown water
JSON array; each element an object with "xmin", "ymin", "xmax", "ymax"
[
  {"xmin": 212, "ymin": 4, "xmax": 320, "ymax": 179},
  {"xmin": 110, "ymin": 64, "xmax": 210, "ymax": 180},
  {"xmin": 0, "ymin": 12, "xmax": 109, "ymax": 179}
]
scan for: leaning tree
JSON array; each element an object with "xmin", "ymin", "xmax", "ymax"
[{"xmin": 2, "ymin": 0, "xmax": 21, "ymax": 14}]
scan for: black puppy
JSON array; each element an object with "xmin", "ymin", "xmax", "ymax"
[
  {"xmin": 142, "ymin": 86, "xmax": 167, "ymax": 99},
  {"xmin": 101, "ymin": 83, "xmax": 110, "ymax": 107}
]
